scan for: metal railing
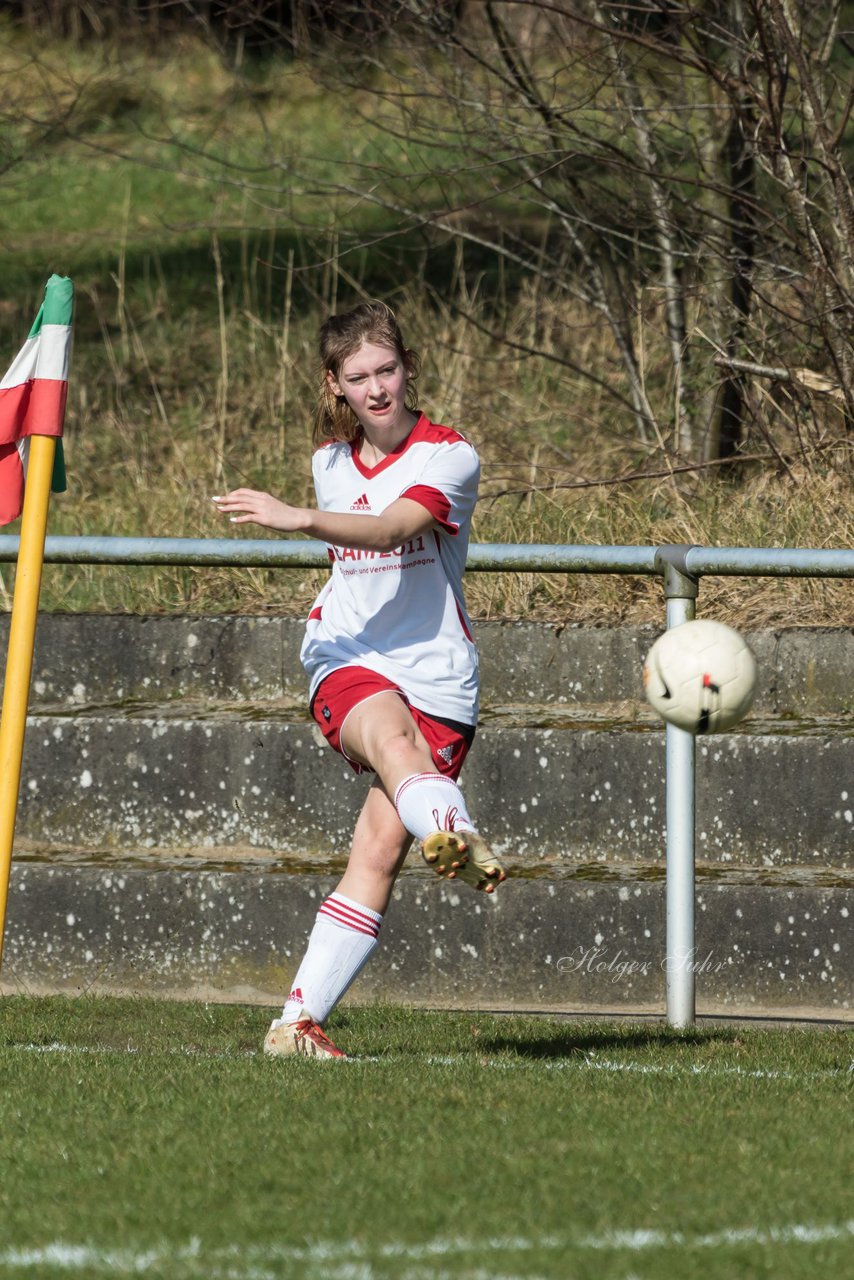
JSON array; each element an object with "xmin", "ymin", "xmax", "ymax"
[{"xmin": 2, "ymin": 533, "xmax": 853, "ymax": 1028}]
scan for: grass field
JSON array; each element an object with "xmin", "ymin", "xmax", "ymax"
[{"xmin": 1, "ymin": 997, "xmax": 851, "ymax": 1280}]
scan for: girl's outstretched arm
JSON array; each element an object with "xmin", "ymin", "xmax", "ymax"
[{"xmin": 212, "ymin": 490, "xmax": 436, "ymax": 553}]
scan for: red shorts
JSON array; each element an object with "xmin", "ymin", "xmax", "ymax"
[{"xmin": 311, "ymin": 666, "xmax": 475, "ymax": 780}]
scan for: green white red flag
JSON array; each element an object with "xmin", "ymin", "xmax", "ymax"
[{"xmin": 0, "ymin": 274, "xmax": 72, "ymax": 526}]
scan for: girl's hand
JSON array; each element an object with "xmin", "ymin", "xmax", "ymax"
[{"xmin": 211, "ymin": 489, "xmax": 306, "ymax": 532}]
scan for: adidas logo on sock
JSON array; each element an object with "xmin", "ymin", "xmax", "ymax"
[{"xmin": 350, "ymin": 493, "xmax": 371, "ymax": 510}]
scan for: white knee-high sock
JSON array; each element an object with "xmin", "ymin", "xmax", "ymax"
[
  {"xmin": 279, "ymin": 892, "xmax": 383, "ymax": 1026},
  {"xmin": 393, "ymin": 772, "xmax": 475, "ymax": 842}
]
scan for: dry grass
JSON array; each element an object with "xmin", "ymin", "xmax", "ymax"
[
  {"xmin": 0, "ymin": 265, "xmax": 849, "ymax": 628},
  {"xmin": 0, "ymin": 22, "xmax": 851, "ymax": 627}
]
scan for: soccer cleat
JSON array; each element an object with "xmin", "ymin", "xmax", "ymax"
[
  {"xmin": 421, "ymin": 828, "xmax": 506, "ymax": 893},
  {"xmin": 263, "ymin": 1016, "xmax": 346, "ymax": 1060}
]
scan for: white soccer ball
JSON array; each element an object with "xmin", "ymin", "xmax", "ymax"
[{"xmin": 643, "ymin": 619, "xmax": 758, "ymax": 734}]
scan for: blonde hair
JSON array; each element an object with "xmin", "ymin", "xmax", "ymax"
[{"xmin": 313, "ymin": 301, "xmax": 421, "ymax": 447}]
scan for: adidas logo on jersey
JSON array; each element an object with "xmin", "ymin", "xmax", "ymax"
[{"xmin": 350, "ymin": 493, "xmax": 371, "ymax": 511}]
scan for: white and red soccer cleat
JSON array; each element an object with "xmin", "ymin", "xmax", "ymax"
[
  {"xmin": 421, "ymin": 829, "xmax": 506, "ymax": 893},
  {"xmin": 263, "ymin": 1016, "xmax": 346, "ymax": 1060}
]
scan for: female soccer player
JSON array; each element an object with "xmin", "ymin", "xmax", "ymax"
[{"xmin": 213, "ymin": 301, "xmax": 505, "ymax": 1059}]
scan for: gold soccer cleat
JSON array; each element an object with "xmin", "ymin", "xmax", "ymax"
[{"xmin": 421, "ymin": 829, "xmax": 506, "ymax": 893}]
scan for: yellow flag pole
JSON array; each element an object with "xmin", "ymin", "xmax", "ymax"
[{"xmin": 0, "ymin": 434, "xmax": 57, "ymax": 971}]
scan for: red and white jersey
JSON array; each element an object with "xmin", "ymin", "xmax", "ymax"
[{"xmin": 300, "ymin": 413, "xmax": 480, "ymax": 725}]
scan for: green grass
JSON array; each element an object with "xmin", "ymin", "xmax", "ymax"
[
  {"xmin": 0, "ymin": 20, "xmax": 478, "ymax": 296},
  {"xmin": 0, "ymin": 997, "xmax": 851, "ymax": 1279}
]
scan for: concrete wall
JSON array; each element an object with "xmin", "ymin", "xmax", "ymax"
[
  {"xmin": 4, "ymin": 863, "xmax": 849, "ymax": 1015},
  {"xmin": 2, "ymin": 614, "xmax": 852, "ymax": 712},
  {"xmin": 2, "ymin": 616, "xmax": 851, "ymax": 1017}
]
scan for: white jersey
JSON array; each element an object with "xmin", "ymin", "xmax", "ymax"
[{"xmin": 300, "ymin": 414, "xmax": 480, "ymax": 725}]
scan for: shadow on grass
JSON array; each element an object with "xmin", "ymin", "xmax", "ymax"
[
  {"xmin": 478, "ymin": 1025, "xmax": 736, "ymax": 1060},
  {"xmin": 2, "ymin": 222, "xmax": 513, "ymax": 330},
  {"xmin": 330, "ymin": 1006, "xmax": 744, "ymax": 1061}
]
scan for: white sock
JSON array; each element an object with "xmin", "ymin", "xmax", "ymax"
[
  {"xmin": 393, "ymin": 772, "xmax": 475, "ymax": 842},
  {"xmin": 278, "ymin": 892, "xmax": 383, "ymax": 1026}
]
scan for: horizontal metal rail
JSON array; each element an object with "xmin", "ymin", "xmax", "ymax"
[
  {"xmin": 1, "ymin": 532, "xmax": 851, "ymax": 1030},
  {"xmin": 684, "ymin": 545, "xmax": 854, "ymax": 578},
  {"xmin": 0, "ymin": 535, "xmax": 853, "ymax": 576}
]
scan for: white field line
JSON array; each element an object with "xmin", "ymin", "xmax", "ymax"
[
  {"xmin": 1, "ymin": 1221, "xmax": 854, "ymax": 1275},
  {"xmin": 7, "ymin": 1041, "xmax": 852, "ymax": 1081}
]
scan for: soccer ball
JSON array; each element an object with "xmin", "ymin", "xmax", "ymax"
[{"xmin": 643, "ymin": 619, "xmax": 758, "ymax": 734}]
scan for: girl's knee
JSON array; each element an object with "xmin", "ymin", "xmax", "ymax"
[{"xmin": 373, "ymin": 724, "xmax": 430, "ymax": 771}]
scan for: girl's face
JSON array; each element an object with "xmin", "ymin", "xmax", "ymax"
[{"xmin": 327, "ymin": 340, "xmax": 412, "ymax": 437}]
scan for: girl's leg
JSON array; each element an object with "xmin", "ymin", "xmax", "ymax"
[
  {"xmin": 265, "ymin": 780, "xmax": 410, "ymax": 1058},
  {"xmin": 335, "ymin": 777, "xmax": 413, "ymax": 914},
  {"xmin": 264, "ymin": 693, "xmax": 503, "ymax": 1059},
  {"xmin": 340, "ymin": 689, "xmax": 444, "ymax": 793},
  {"xmin": 342, "ymin": 691, "xmax": 475, "ymax": 837},
  {"xmin": 343, "ymin": 692, "xmax": 504, "ymax": 892}
]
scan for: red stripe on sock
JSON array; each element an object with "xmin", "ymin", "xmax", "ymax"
[
  {"xmin": 319, "ymin": 896, "xmax": 381, "ymax": 938},
  {"xmin": 318, "ymin": 908, "xmax": 378, "ymax": 938},
  {"xmin": 327, "ymin": 894, "xmax": 381, "ymax": 927}
]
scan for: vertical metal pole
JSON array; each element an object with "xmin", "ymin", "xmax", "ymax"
[
  {"xmin": 0, "ymin": 436, "xmax": 57, "ymax": 970},
  {"xmin": 655, "ymin": 549, "xmax": 699, "ymax": 1029}
]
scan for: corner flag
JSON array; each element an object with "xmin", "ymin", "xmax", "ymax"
[
  {"xmin": 0, "ymin": 274, "xmax": 74, "ymax": 973},
  {"xmin": 0, "ymin": 274, "xmax": 72, "ymax": 526}
]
